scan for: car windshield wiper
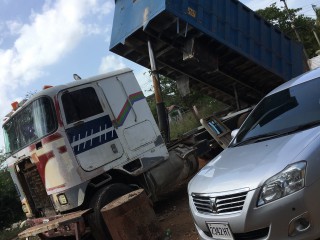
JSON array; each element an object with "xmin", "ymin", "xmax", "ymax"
[
  {"xmin": 232, "ymin": 120, "xmax": 320, "ymax": 147},
  {"xmin": 285, "ymin": 120, "xmax": 320, "ymax": 134},
  {"xmin": 232, "ymin": 132, "xmax": 284, "ymax": 147}
]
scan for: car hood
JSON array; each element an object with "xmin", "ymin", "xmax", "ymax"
[{"xmin": 189, "ymin": 127, "xmax": 320, "ymax": 194}]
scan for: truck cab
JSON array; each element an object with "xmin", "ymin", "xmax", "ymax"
[{"xmin": 4, "ymin": 68, "xmax": 198, "ymax": 239}]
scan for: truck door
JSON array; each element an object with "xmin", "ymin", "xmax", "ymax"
[{"xmin": 59, "ymin": 84, "xmax": 123, "ymax": 171}]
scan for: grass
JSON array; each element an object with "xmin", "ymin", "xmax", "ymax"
[
  {"xmin": 0, "ymin": 226, "xmax": 40, "ymax": 240},
  {"xmin": 169, "ymin": 103, "xmax": 224, "ymax": 140},
  {"xmin": 0, "ymin": 227, "xmax": 40, "ymax": 240},
  {"xmin": 0, "ymin": 227, "xmax": 25, "ymax": 240},
  {"xmin": 169, "ymin": 111, "xmax": 200, "ymax": 139}
]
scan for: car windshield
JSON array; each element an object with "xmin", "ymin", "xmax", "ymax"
[
  {"xmin": 2, "ymin": 97, "xmax": 57, "ymax": 154},
  {"xmin": 232, "ymin": 77, "xmax": 320, "ymax": 146}
]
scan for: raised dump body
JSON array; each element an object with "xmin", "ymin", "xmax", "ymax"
[{"xmin": 110, "ymin": 0, "xmax": 306, "ymax": 108}]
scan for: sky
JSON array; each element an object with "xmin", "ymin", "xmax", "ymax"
[{"xmin": 0, "ymin": 0, "xmax": 318, "ymax": 149}]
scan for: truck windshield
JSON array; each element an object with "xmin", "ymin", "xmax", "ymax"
[
  {"xmin": 233, "ymin": 77, "xmax": 320, "ymax": 146},
  {"xmin": 3, "ymin": 97, "xmax": 57, "ymax": 154}
]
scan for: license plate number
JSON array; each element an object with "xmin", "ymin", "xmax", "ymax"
[{"xmin": 207, "ymin": 222, "xmax": 234, "ymax": 240}]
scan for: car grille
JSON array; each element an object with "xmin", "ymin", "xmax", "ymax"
[{"xmin": 192, "ymin": 190, "xmax": 248, "ymax": 214}]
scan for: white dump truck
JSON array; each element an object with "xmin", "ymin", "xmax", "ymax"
[{"xmin": 3, "ymin": 68, "xmax": 201, "ymax": 239}]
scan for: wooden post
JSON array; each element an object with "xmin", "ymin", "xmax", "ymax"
[
  {"xmin": 101, "ymin": 189, "xmax": 163, "ymax": 240},
  {"xmin": 192, "ymin": 105, "xmax": 200, "ymax": 120}
]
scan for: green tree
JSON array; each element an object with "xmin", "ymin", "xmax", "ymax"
[
  {"xmin": 313, "ymin": 5, "xmax": 320, "ymax": 27},
  {"xmin": 0, "ymin": 151, "xmax": 24, "ymax": 230},
  {"xmin": 146, "ymin": 74, "xmax": 225, "ymax": 123},
  {"xmin": 147, "ymin": 75, "xmax": 188, "ymax": 107},
  {"xmin": 256, "ymin": 3, "xmax": 320, "ymax": 57}
]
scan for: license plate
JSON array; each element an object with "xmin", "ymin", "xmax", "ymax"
[{"xmin": 206, "ymin": 222, "xmax": 234, "ymax": 240}]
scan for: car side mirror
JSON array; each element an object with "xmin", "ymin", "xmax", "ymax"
[{"xmin": 231, "ymin": 129, "xmax": 239, "ymax": 138}]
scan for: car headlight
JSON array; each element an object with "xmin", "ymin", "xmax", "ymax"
[{"xmin": 257, "ymin": 161, "xmax": 306, "ymax": 206}]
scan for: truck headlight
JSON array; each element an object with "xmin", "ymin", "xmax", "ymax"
[
  {"xmin": 58, "ymin": 194, "xmax": 68, "ymax": 205},
  {"xmin": 257, "ymin": 161, "xmax": 306, "ymax": 206},
  {"xmin": 22, "ymin": 204, "xmax": 28, "ymax": 213}
]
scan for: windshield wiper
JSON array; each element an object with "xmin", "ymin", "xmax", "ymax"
[
  {"xmin": 285, "ymin": 120, "xmax": 320, "ymax": 134},
  {"xmin": 232, "ymin": 132, "xmax": 287, "ymax": 147},
  {"xmin": 233, "ymin": 120, "xmax": 320, "ymax": 147}
]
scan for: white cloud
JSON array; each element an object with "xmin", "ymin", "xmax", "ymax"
[
  {"xmin": 0, "ymin": 0, "xmax": 114, "ymax": 148},
  {"xmin": 0, "ymin": 22, "xmax": 5, "ymax": 32},
  {"xmin": 6, "ymin": 20, "xmax": 23, "ymax": 35},
  {"xmin": 98, "ymin": 54, "xmax": 126, "ymax": 73},
  {"xmin": 86, "ymin": 23, "xmax": 103, "ymax": 35},
  {"xmin": 94, "ymin": 0, "xmax": 114, "ymax": 17},
  {"xmin": 99, "ymin": 1, "xmax": 114, "ymax": 15},
  {"xmin": 1, "ymin": 1, "xmax": 90, "ymax": 86},
  {"xmin": 103, "ymin": 25, "xmax": 112, "ymax": 43}
]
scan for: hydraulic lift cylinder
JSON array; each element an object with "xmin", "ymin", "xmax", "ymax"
[{"xmin": 148, "ymin": 41, "xmax": 170, "ymax": 143}]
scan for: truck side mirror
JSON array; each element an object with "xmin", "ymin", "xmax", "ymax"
[{"xmin": 231, "ymin": 129, "xmax": 239, "ymax": 138}]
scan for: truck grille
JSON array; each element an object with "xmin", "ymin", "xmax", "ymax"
[
  {"xmin": 24, "ymin": 167, "xmax": 51, "ymax": 210},
  {"xmin": 20, "ymin": 162, "xmax": 55, "ymax": 217},
  {"xmin": 192, "ymin": 190, "xmax": 248, "ymax": 214}
]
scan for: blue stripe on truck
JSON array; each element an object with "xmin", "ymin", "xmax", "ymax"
[{"xmin": 66, "ymin": 115, "xmax": 118, "ymax": 155}]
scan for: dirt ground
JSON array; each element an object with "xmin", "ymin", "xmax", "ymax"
[
  {"xmin": 154, "ymin": 183, "xmax": 199, "ymax": 240},
  {"xmin": 153, "ymin": 158, "xmax": 209, "ymax": 240}
]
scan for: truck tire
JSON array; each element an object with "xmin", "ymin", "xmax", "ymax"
[{"xmin": 88, "ymin": 183, "xmax": 133, "ymax": 240}]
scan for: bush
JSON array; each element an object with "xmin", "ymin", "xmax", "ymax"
[
  {"xmin": 0, "ymin": 169, "xmax": 24, "ymax": 230},
  {"xmin": 0, "ymin": 226, "xmax": 26, "ymax": 240}
]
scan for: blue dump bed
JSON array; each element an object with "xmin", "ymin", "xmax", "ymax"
[{"xmin": 110, "ymin": 0, "xmax": 306, "ymax": 107}]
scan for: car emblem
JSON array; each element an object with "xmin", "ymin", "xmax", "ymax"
[{"xmin": 209, "ymin": 197, "xmax": 218, "ymax": 213}]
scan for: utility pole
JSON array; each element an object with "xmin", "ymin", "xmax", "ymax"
[
  {"xmin": 280, "ymin": 0, "xmax": 310, "ymax": 69},
  {"xmin": 312, "ymin": 29, "xmax": 320, "ymax": 49}
]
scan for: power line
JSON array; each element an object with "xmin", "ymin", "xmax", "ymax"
[
  {"xmin": 300, "ymin": 9, "xmax": 316, "ymax": 14},
  {"xmin": 297, "ymin": 2, "xmax": 320, "ymax": 9},
  {"xmin": 289, "ymin": 1, "xmax": 320, "ymax": 15}
]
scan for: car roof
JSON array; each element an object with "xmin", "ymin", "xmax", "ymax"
[{"xmin": 266, "ymin": 67, "xmax": 320, "ymax": 97}]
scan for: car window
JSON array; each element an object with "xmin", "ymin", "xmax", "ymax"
[{"xmin": 234, "ymin": 77, "xmax": 320, "ymax": 144}]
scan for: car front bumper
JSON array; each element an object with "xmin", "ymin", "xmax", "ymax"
[{"xmin": 189, "ymin": 178, "xmax": 320, "ymax": 240}]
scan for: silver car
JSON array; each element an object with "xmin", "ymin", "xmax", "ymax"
[{"xmin": 188, "ymin": 68, "xmax": 320, "ymax": 240}]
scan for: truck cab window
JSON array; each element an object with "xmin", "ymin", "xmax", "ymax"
[
  {"xmin": 3, "ymin": 97, "xmax": 56, "ymax": 154},
  {"xmin": 61, "ymin": 87, "xmax": 103, "ymax": 124}
]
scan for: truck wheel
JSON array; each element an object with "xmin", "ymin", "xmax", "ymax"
[{"xmin": 88, "ymin": 183, "xmax": 133, "ymax": 240}]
